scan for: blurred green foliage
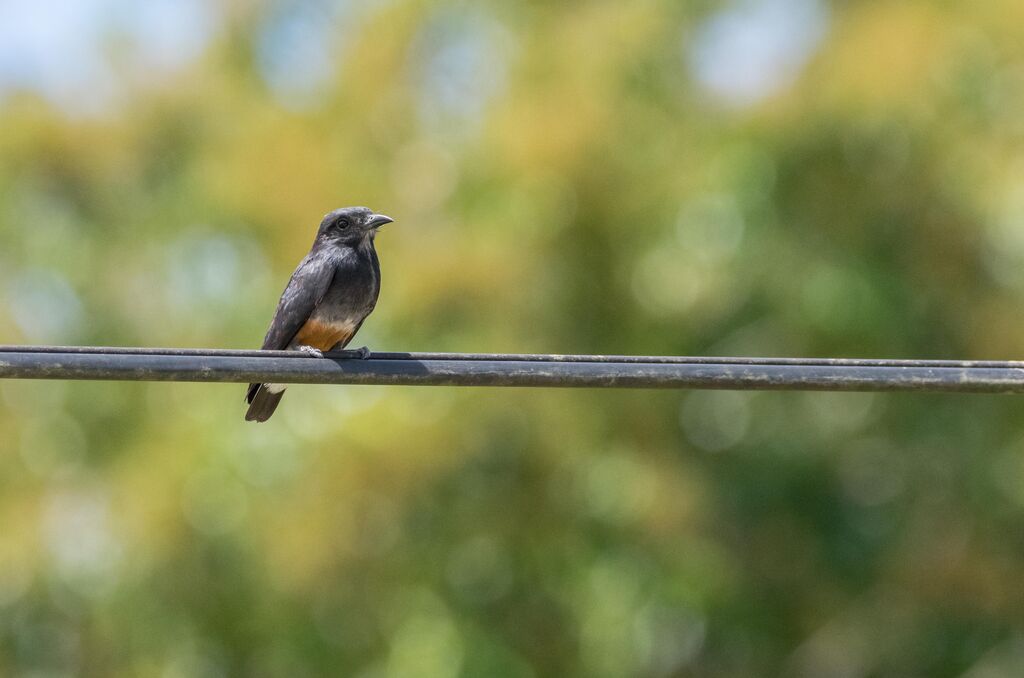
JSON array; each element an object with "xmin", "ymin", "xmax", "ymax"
[{"xmin": 3, "ymin": 0, "xmax": 1024, "ymax": 676}]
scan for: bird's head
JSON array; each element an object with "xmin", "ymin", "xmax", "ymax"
[{"xmin": 316, "ymin": 206, "xmax": 393, "ymax": 245}]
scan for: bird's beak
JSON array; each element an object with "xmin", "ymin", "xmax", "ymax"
[{"xmin": 368, "ymin": 214, "xmax": 394, "ymax": 229}]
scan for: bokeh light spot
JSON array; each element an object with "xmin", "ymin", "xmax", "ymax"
[{"xmin": 688, "ymin": 0, "xmax": 829, "ymax": 107}]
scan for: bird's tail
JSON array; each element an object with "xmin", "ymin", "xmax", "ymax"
[{"xmin": 245, "ymin": 383, "xmax": 285, "ymax": 422}]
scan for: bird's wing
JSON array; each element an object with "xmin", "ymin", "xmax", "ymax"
[{"xmin": 260, "ymin": 253, "xmax": 336, "ymax": 350}]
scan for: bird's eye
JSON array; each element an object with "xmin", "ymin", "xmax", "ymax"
[{"xmin": 336, "ymin": 218, "xmax": 350, "ymax": 230}]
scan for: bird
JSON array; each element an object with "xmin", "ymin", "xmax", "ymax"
[{"xmin": 245, "ymin": 206, "xmax": 392, "ymax": 422}]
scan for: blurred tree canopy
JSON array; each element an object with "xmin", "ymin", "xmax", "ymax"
[{"xmin": 2, "ymin": 0, "xmax": 1024, "ymax": 676}]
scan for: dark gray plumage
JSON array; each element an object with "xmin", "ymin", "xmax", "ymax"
[{"xmin": 245, "ymin": 206, "xmax": 391, "ymax": 422}]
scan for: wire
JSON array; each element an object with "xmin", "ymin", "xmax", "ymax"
[
  {"xmin": 1, "ymin": 345, "xmax": 1023, "ymax": 393},
  {"xmin": 3, "ymin": 345, "xmax": 1024, "ymax": 367}
]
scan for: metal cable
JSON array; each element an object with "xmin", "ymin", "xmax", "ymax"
[{"xmin": 1, "ymin": 345, "xmax": 1023, "ymax": 393}]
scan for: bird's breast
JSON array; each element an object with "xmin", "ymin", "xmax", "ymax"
[{"xmin": 294, "ymin": 246, "xmax": 379, "ymax": 351}]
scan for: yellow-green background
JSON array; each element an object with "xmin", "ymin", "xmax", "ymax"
[{"xmin": 2, "ymin": 1, "xmax": 1024, "ymax": 675}]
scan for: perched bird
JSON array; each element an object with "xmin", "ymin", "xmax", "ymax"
[{"xmin": 245, "ymin": 207, "xmax": 392, "ymax": 422}]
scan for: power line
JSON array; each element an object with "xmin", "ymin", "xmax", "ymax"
[
  {"xmin": 1, "ymin": 345, "xmax": 1023, "ymax": 393},
  {"xmin": 5, "ymin": 344, "xmax": 1024, "ymax": 367}
]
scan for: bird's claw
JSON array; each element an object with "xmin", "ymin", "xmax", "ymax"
[
  {"xmin": 354, "ymin": 346, "xmax": 371, "ymax": 360},
  {"xmin": 298, "ymin": 345, "xmax": 324, "ymax": 358}
]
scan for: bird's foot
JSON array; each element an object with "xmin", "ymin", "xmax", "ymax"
[
  {"xmin": 353, "ymin": 346, "xmax": 371, "ymax": 360},
  {"xmin": 298, "ymin": 345, "xmax": 324, "ymax": 358}
]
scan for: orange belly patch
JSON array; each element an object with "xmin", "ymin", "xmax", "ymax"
[{"xmin": 294, "ymin": 318, "xmax": 356, "ymax": 351}]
